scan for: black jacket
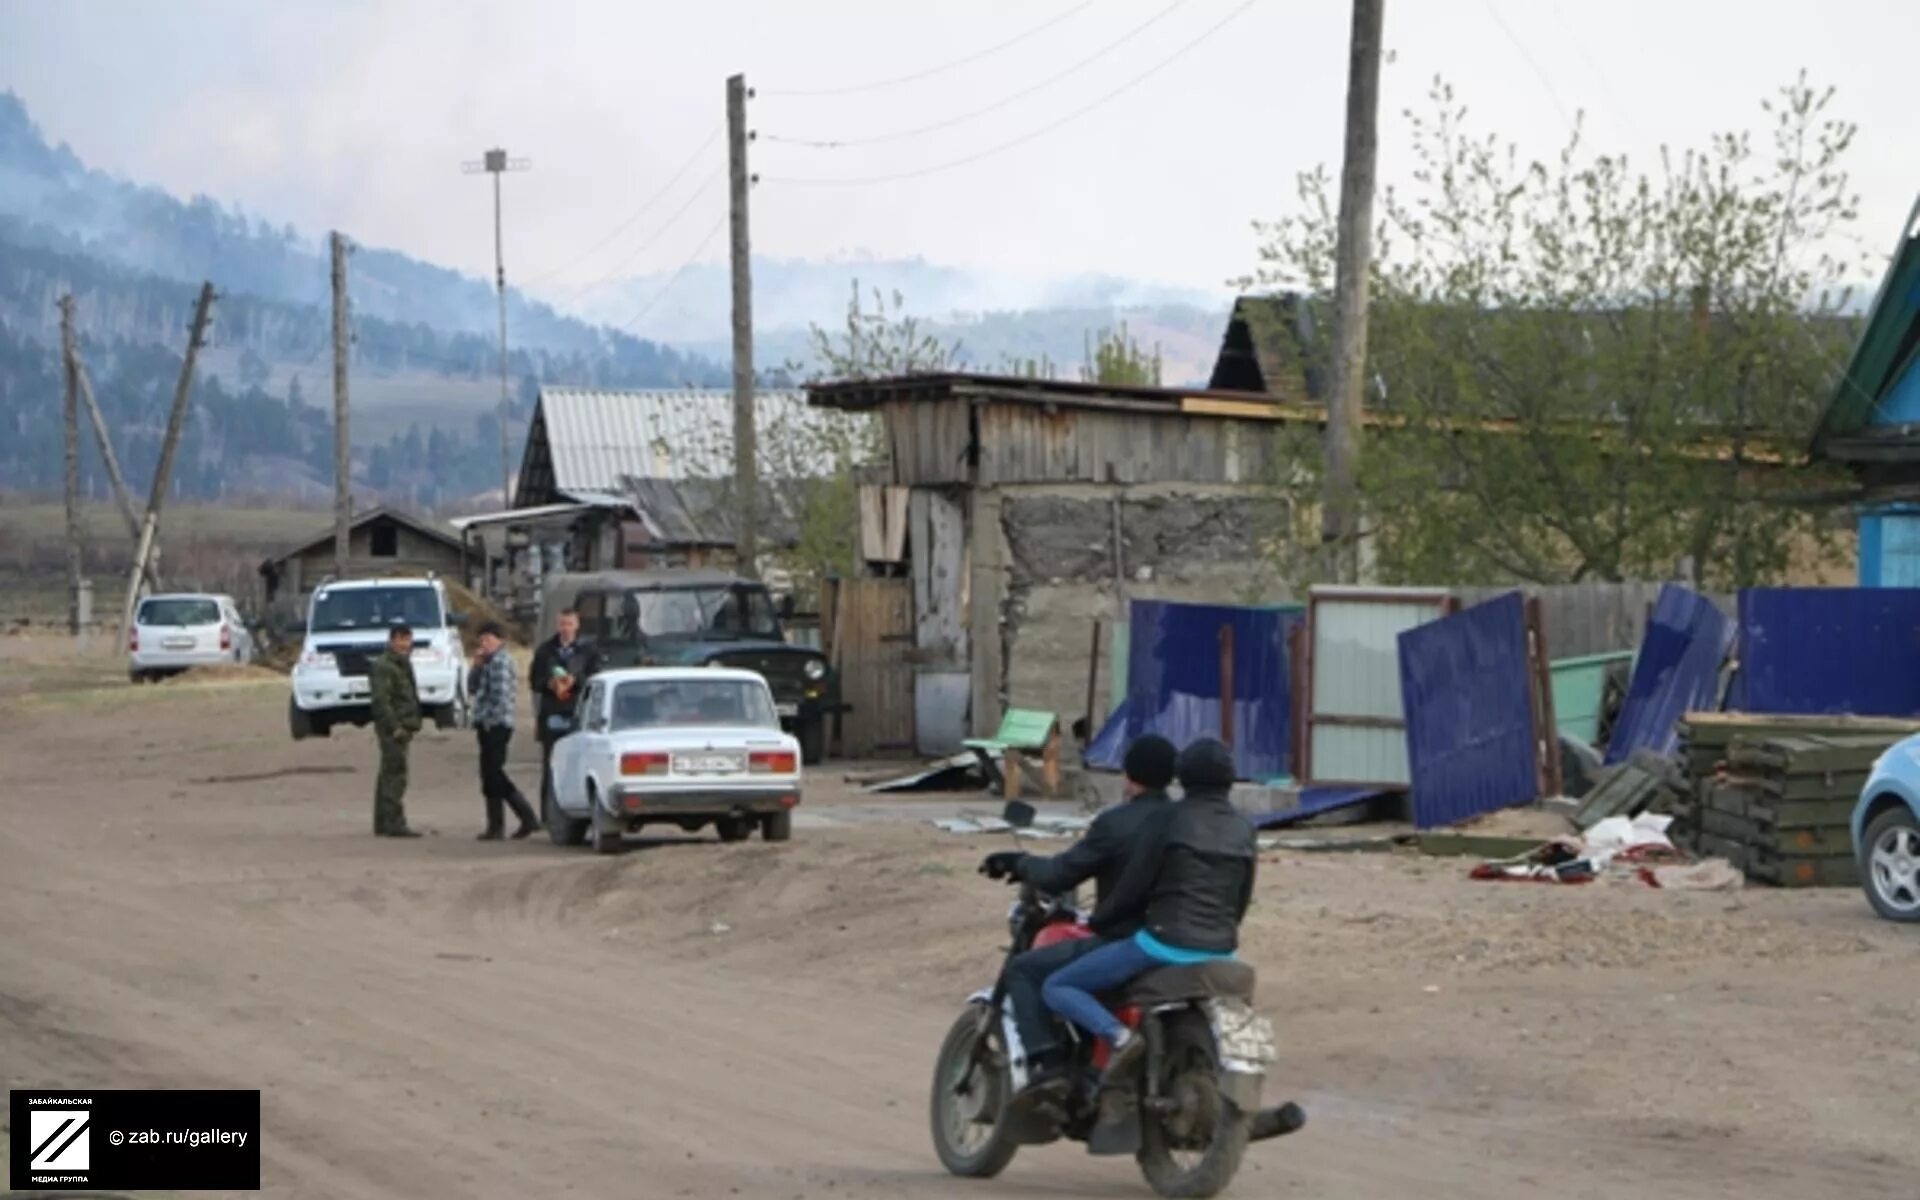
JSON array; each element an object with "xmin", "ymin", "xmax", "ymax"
[
  {"xmin": 1105, "ymin": 789, "xmax": 1258, "ymax": 954},
  {"xmin": 529, "ymin": 635, "xmax": 604, "ymax": 734},
  {"xmin": 1014, "ymin": 789, "xmax": 1170, "ymax": 938}
]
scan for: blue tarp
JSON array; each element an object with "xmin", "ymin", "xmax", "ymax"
[
  {"xmin": 1084, "ymin": 599, "xmax": 1302, "ymax": 782},
  {"xmin": 1732, "ymin": 587, "xmax": 1920, "ymax": 716},
  {"xmin": 1605, "ymin": 584, "xmax": 1733, "ymax": 764},
  {"xmin": 1397, "ymin": 592, "xmax": 1541, "ymax": 829}
]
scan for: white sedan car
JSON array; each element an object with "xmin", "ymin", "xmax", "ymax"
[{"xmin": 545, "ymin": 667, "xmax": 803, "ymax": 854}]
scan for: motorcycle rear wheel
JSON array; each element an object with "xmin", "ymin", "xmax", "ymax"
[
  {"xmin": 929, "ymin": 1006, "xmax": 1019, "ymax": 1178},
  {"xmin": 1137, "ymin": 1012, "xmax": 1250, "ymax": 1199}
]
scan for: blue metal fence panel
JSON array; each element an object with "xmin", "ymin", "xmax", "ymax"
[
  {"xmin": 1398, "ymin": 592, "xmax": 1540, "ymax": 829},
  {"xmin": 1083, "ymin": 600, "xmax": 1301, "ymax": 781},
  {"xmin": 1733, "ymin": 587, "xmax": 1920, "ymax": 715},
  {"xmin": 1605, "ymin": 584, "xmax": 1733, "ymax": 764}
]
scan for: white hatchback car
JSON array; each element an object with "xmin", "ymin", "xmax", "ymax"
[
  {"xmin": 129, "ymin": 593, "xmax": 255, "ymax": 681},
  {"xmin": 545, "ymin": 667, "xmax": 803, "ymax": 855}
]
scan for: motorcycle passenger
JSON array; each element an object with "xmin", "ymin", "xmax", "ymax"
[
  {"xmin": 977, "ymin": 735, "xmax": 1179, "ymax": 1093},
  {"xmin": 1039, "ymin": 737, "xmax": 1257, "ymax": 1078}
]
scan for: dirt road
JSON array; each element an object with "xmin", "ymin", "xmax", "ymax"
[{"xmin": 3, "ymin": 639, "xmax": 1919, "ymax": 1198}]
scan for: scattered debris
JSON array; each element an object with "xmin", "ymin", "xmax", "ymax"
[
  {"xmin": 861, "ymin": 754, "xmax": 986, "ymax": 794},
  {"xmin": 708, "ymin": 921, "xmax": 731, "ymax": 936},
  {"xmin": 1572, "ymin": 754, "xmax": 1689, "ymax": 830},
  {"xmin": 930, "ymin": 812, "xmax": 1091, "ymax": 839}
]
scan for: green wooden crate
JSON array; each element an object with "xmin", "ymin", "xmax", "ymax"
[{"xmin": 1697, "ymin": 809, "xmax": 1853, "ymax": 855}]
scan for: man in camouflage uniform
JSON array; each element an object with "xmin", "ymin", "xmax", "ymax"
[{"xmin": 369, "ymin": 623, "xmax": 424, "ymax": 837}]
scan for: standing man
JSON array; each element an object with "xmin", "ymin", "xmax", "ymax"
[
  {"xmin": 529, "ymin": 607, "xmax": 603, "ymax": 816},
  {"xmin": 368, "ymin": 622, "xmax": 424, "ymax": 838},
  {"xmin": 977, "ymin": 734, "xmax": 1178, "ymax": 1098},
  {"xmin": 470, "ymin": 621, "xmax": 539, "ymax": 841}
]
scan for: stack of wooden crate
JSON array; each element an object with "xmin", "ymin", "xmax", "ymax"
[{"xmin": 1679, "ymin": 731, "xmax": 1899, "ymax": 887}]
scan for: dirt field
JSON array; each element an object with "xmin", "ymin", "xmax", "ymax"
[{"xmin": 3, "ymin": 634, "xmax": 1918, "ymax": 1199}]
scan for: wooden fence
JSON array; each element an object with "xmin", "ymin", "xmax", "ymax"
[
  {"xmin": 1455, "ymin": 582, "xmax": 1734, "ymax": 660},
  {"xmin": 823, "ymin": 576, "xmax": 916, "ymax": 757}
]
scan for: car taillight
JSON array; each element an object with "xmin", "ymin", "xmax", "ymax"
[
  {"xmin": 750, "ymin": 750, "xmax": 798, "ymax": 774},
  {"xmin": 128, "ymin": 627, "xmax": 138, "ymax": 652},
  {"xmin": 620, "ymin": 752, "xmax": 670, "ymax": 776},
  {"xmin": 220, "ymin": 624, "xmax": 232, "ymax": 651}
]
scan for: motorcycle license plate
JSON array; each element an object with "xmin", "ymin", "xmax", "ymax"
[{"xmin": 675, "ymin": 752, "xmax": 743, "ymax": 775}]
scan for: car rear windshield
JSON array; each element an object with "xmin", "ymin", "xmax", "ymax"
[
  {"xmin": 138, "ymin": 598, "xmax": 220, "ymax": 626},
  {"xmin": 609, "ymin": 679, "xmax": 777, "ymax": 732},
  {"xmin": 309, "ymin": 586, "xmax": 443, "ymax": 633}
]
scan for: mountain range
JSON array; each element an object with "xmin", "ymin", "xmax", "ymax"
[{"xmin": 0, "ymin": 91, "xmax": 1229, "ymax": 507}]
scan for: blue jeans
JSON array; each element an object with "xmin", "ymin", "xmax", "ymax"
[{"xmin": 1041, "ymin": 937, "xmax": 1159, "ymax": 1044}]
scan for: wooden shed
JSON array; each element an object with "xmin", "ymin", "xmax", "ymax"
[
  {"xmin": 258, "ymin": 508, "xmax": 470, "ymax": 611},
  {"xmin": 806, "ymin": 373, "xmax": 1318, "ymax": 752}
]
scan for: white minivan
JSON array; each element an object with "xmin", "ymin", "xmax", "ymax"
[{"xmin": 129, "ymin": 593, "xmax": 256, "ymax": 681}]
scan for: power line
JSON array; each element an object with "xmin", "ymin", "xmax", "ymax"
[
  {"xmin": 516, "ymin": 123, "xmax": 724, "ymax": 287},
  {"xmin": 763, "ymin": 0, "xmax": 1258, "ymax": 188},
  {"xmin": 764, "ymin": 0, "xmax": 1192, "ymax": 150},
  {"xmin": 616, "ymin": 212, "xmax": 729, "ymax": 333},
  {"xmin": 1483, "ymin": 1, "xmax": 1577, "ymax": 138},
  {"xmin": 761, "ymin": 0, "xmax": 1099, "ymax": 97},
  {"xmin": 541, "ymin": 166, "xmax": 728, "ymax": 310}
]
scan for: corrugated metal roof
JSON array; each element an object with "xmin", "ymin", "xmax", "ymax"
[
  {"xmin": 619, "ymin": 476, "xmax": 802, "ymax": 548},
  {"xmin": 535, "ymin": 388, "xmax": 856, "ymax": 495}
]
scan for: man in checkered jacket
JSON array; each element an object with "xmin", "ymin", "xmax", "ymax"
[{"xmin": 469, "ymin": 622, "xmax": 539, "ymax": 840}]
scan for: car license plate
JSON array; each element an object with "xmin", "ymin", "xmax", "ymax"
[
  {"xmin": 675, "ymin": 752, "xmax": 743, "ymax": 775},
  {"xmin": 776, "ymin": 703, "xmax": 798, "ymax": 718},
  {"xmin": 163, "ymin": 637, "xmax": 194, "ymax": 650}
]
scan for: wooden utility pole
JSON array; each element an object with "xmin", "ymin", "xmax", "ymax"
[
  {"xmin": 59, "ymin": 294, "xmax": 82, "ymax": 636},
  {"xmin": 1322, "ymin": 0, "xmax": 1385, "ymax": 583},
  {"xmin": 120, "ymin": 282, "xmax": 216, "ymax": 644},
  {"xmin": 727, "ymin": 73, "xmax": 760, "ymax": 579},
  {"xmin": 75, "ymin": 361, "xmax": 141, "ymax": 544},
  {"xmin": 331, "ymin": 232, "xmax": 352, "ymax": 580}
]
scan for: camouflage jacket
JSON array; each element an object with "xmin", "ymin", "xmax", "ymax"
[{"xmin": 369, "ymin": 649, "xmax": 422, "ymax": 740}]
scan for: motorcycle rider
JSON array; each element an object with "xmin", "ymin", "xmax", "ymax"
[
  {"xmin": 977, "ymin": 734, "xmax": 1178, "ymax": 1095},
  {"xmin": 1040, "ymin": 737, "xmax": 1257, "ymax": 1078}
]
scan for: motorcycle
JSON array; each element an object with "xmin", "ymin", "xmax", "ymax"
[{"xmin": 929, "ymin": 801, "xmax": 1305, "ymax": 1198}]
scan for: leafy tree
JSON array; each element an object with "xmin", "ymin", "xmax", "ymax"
[
  {"xmin": 1081, "ymin": 322, "xmax": 1162, "ymax": 386},
  {"xmin": 1242, "ymin": 74, "xmax": 1861, "ymax": 589}
]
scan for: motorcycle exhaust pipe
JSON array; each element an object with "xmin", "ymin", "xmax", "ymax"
[{"xmin": 1248, "ymin": 1102, "xmax": 1307, "ymax": 1142}]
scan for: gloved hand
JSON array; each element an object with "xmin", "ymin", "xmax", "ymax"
[{"xmin": 979, "ymin": 851, "xmax": 1025, "ymax": 882}]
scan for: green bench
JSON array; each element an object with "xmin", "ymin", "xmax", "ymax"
[{"xmin": 964, "ymin": 708, "xmax": 1062, "ymax": 798}]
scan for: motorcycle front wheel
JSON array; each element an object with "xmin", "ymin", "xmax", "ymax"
[
  {"xmin": 1137, "ymin": 1012, "xmax": 1251, "ymax": 1199},
  {"xmin": 929, "ymin": 1005, "xmax": 1019, "ymax": 1178}
]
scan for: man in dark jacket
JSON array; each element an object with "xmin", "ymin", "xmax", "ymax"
[
  {"xmin": 978, "ymin": 735, "xmax": 1178, "ymax": 1088},
  {"xmin": 529, "ymin": 608, "xmax": 603, "ymax": 817},
  {"xmin": 1041, "ymin": 737, "xmax": 1257, "ymax": 1077},
  {"xmin": 368, "ymin": 623, "xmax": 425, "ymax": 838}
]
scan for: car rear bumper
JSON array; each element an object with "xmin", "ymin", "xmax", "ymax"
[
  {"xmin": 604, "ymin": 785, "xmax": 801, "ymax": 820},
  {"xmin": 131, "ymin": 650, "xmax": 229, "ymax": 670}
]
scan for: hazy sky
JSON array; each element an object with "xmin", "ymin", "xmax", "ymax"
[{"xmin": 2, "ymin": 0, "xmax": 1915, "ymax": 303}]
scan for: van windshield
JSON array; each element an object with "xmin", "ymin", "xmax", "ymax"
[
  {"xmin": 627, "ymin": 587, "xmax": 778, "ymax": 639},
  {"xmin": 310, "ymin": 586, "xmax": 443, "ymax": 633},
  {"xmin": 139, "ymin": 598, "xmax": 220, "ymax": 627}
]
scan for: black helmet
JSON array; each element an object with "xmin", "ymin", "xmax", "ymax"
[
  {"xmin": 1122, "ymin": 735, "xmax": 1177, "ymax": 789},
  {"xmin": 1176, "ymin": 737, "xmax": 1237, "ymax": 791}
]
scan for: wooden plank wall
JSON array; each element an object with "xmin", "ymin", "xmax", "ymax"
[
  {"xmin": 833, "ymin": 577, "xmax": 916, "ymax": 757},
  {"xmin": 972, "ymin": 405, "xmax": 1284, "ymax": 488},
  {"xmin": 1455, "ymin": 582, "xmax": 1736, "ymax": 659}
]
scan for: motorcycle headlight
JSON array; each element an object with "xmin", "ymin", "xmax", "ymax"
[{"xmin": 803, "ymin": 658, "xmax": 827, "ymax": 682}]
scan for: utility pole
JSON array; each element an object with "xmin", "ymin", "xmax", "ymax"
[
  {"xmin": 76, "ymin": 361, "xmax": 142, "ymax": 546},
  {"xmin": 120, "ymin": 282, "xmax": 216, "ymax": 646},
  {"xmin": 1322, "ymin": 0, "xmax": 1384, "ymax": 583},
  {"xmin": 331, "ymin": 232, "xmax": 352, "ymax": 581},
  {"xmin": 727, "ymin": 73, "xmax": 759, "ymax": 579},
  {"xmin": 463, "ymin": 146, "xmax": 530, "ymax": 505},
  {"xmin": 59, "ymin": 294, "xmax": 82, "ymax": 637}
]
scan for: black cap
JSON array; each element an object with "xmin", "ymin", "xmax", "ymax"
[
  {"xmin": 1176, "ymin": 737, "xmax": 1237, "ymax": 791},
  {"xmin": 1122, "ymin": 735, "xmax": 1178, "ymax": 789}
]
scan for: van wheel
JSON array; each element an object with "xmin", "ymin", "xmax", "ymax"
[{"xmin": 289, "ymin": 699, "xmax": 313, "ymax": 740}]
